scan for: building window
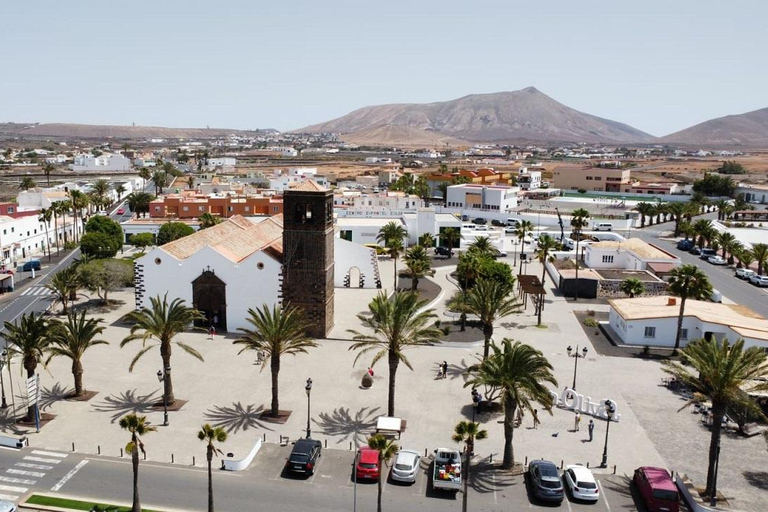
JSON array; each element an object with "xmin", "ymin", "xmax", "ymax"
[
  {"xmin": 245, "ymin": 206, "xmax": 250, "ymax": 212},
  {"xmin": 594, "ymin": 177, "xmax": 602, "ymax": 181},
  {"xmin": 681, "ymin": 329, "xmax": 688, "ymax": 340},
  {"xmin": 644, "ymin": 326, "xmax": 656, "ymax": 338},
  {"xmin": 7, "ymin": 207, "xmax": 13, "ymax": 213},
  {"xmin": 182, "ymin": 206, "xmax": 189, "ymax": 212},
  {"xmin": 586, "ymin": 176, "xmax": 593, "ymax": 180},
  {"xmin": 199, "ymin": 206, "xmax": 205, "ymax": 212},
  {"xmin": 601, "ymin": 255, "xmax": 614, "ymax": 263}
]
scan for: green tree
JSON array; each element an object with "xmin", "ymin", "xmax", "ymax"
[
  {"xmin": 115, "ymin": 183, "xmax": 126, "ymax": 202},
  {"xmin": 663, "ymin": 338, "xmax": 768, "ymax": 499},
  {"xmin": 120, "ymin": 413, "xmax": 156, "ymax": 512},
  {"xmin": 70, "ymin": 190, "xmax": 89, "ymax": 243},
  {"xmin": 46, "ymin": 311, "xmax": 108, "ymax": 397},
  {"xmin": 121, "ymin": 294, "xmax": 205, "ymax": 404},
  {"xmin": 234, "ymin": 304, "xmax": 315, "ymax": 417},
  {"xmin": 716, "ymin": 231, "xmax": 737, "ymax": 260},
  {"xmin": 38, "ymin": 208, "xmax": 53, "ymax": 261},
  {"xmin": 468, "ymin": 236, "xmax": 494, "ymax": 257},
  {"xmin": 453, "ymin": 420, "xmax": 488, "ymax": 512},
  {"xmin": 126, "ymin": 192, "xmax": 154, "ymax": 218},
  {"xmin": 465, "ymin": 339, "xmax": 557, "ymax": 469},
  {"xmin": 199, "ymin": 213, "xmax": 222, "ymax": 230},
  {"xmin": 46, "ymin": 266, "xmax": 80, "ymax": 314},
  {"xmin": 736, "ymin": 248, "xmax": 754, "ymax": 271},
  {"xmin": 441, "ymin": 227, "xmax": 460, "ymax": 256},
  {"xmin": 534, "ymin": 234, "xmax": 559, "ymax": 326},
  {"xmin": 78, "ymin": 259, "xmax": 133, "ymax": 304},
  {"xmin": 85, "ymin": 215, "xmax": 124, "ymax": 247},
  {"xmin": 131, "ymin": 232, "xmax": 155, "ymax": 254},
  {"xmin": 80, "ymin": 232, "xmax": 121, "ymax": 259},
  {"xmin": 465, "ymin": 278, "xmax": 520, "ymax": 359},
  {"xmin": 151, "ymin": 171, "xmax": 168, "ymax": 195},
  {"xmin": 717, "ymin": 160, "xmax": 746, "ymax": 175},
  {"xmin": 619, "ymin": 278, "xmax": 644, "ymax": 298},
  {"xmin": 570, "ymin": 208, "xmax": 590, "ymax": 301},
  {"xmin": 348, "ymin": 291, "xmax": 441, "ymax": 417},
  {"xmin": 515, "ymin": 220, "xmax": 534, "ymax": 273},
  {"xmin": 692, "ymin": 219, "xmax": 714, "ymax": 249},
  {"xmin": 377, "ymin": 221, "xmax": 408, "ymax": 290},
  {"xmin": 367, "ymin": 434, "xmax": 399, "ymax": 512},
  {"xmin": 198, "ymin": 424, "xmax": 228, "ymax": 512},
  {"xmin": 4, "ymin": 313, "xmax": 51, "ymax": 421},
  {"xmin": 138, "ymin": 167, "xmax": 152, "ymax": 190},
  {"xmin": 91, "ymin": 179, "xmax": 112, "ymax": 207},
  {"xmin": 403, "ymin": 245, "xmax": 433, "ymax": 291},
  {"xmin": 42, "ymin": 163, "xmax": 54, "ymax": 186},
  {"xmin": 634, "ymin": 202, "xmax": 654, "ymax": 227},
  {"xmin": 751, "ymin": 243, "xmax": 768, "ymax": 275},
  {"xmin": 19, "ymin": 176, "xmax": 36, "ymax": 191},
  {"xmin": 157, "ymin": 222, "xmax": 195, "ymax": 245},
  {"xmin": 664, "ymin": 202, "xmax": 691, "ymax": 237},
  {"xmin": 418, "ymin": 232, "xmax": 435, "ymax": 248},
  {"xmin": 668, "ymin": 265, "xmax": 713, "ymax": 351}
]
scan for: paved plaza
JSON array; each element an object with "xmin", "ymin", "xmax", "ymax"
[{"xmin": 0, "ymin": 257, "xmax": 764, "ymax": 510}]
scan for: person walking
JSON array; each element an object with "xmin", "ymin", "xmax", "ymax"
[
  {"xmin": 588, "ymin": 419, "xmax": 595, "ymax": 441},
  {"xmin": 532, "ymin": 409, "xmax": 540, "ymax": 429},
  {"xmin": 574, "ymin": 411, "xmax": 581, "ymax": 431},
  {"xmin": 441, "ymin": 361, "xmax": 448, "ymax": 379}
]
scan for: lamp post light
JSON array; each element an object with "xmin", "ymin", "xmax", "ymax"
[
  {"xmin": 600, "ymin": 399, "xmax": 615, "ymax": 468},
  {"xmin": 566, "ymin": 345, "xmax": 588, "ymax": 390},
  {"xmin": 0, "ymin": 350, "xmax": 7, "ymax": 409},
  {"xmin": 305, "ymin": 378, "xmax": 313, "ymax": 439},
  {"xmin": 156, "ymin": 366, "xmax": 170, "ymax": 426}
]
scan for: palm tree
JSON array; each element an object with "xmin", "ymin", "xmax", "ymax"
[
  {"xmin": 115, "ymin": 183, "xmax": 126, "ymax": 202},
  {"xmin": 50, "ymin": 201, "xmax": 62, "ymax": 255},
  {"xmin": 633, "ymin": 202, "xmax": 654, "ymax": 228},
  {"xmin": 418, "ymin": 233, "xmax": 435, "ymax": 248},
  {"xmin": 367, "ymin": 434, "xmax": 399, "ymax": 512},
  {"xmin": 736, "ymin": 248, "xmax": 754, "ymax": 270},
  {"xmin": 348, "ymin": 291, "xmax": 441, "ymax": 417},
  {"xmin": 46, "ymin": 311, "xmax": 108, "ymax": 397},
  {"xmin": 465, "ymin": 278, "xmax": 520, "ymax": 359},
  {"xmin": 46, "ymin": 267, "xmax": 80, "ymax": 314},
  {"xmin": 120, "ymin": 413, "xmax": 156, "ymax": 512},
  {"xmin": 515, "ymin": 220, "xmax": 534, "ymax": 274},
  {"xmin": 151, "ymin": 171, "xmax": 167, "ymax": 195},
  {"xmin": 665, "ymin": 202, "xmax": 690, "ymax": 237},
  {"xmin": 38, "ymin": 208, "xmax": 52, "ymax": 261},
  {"xmin": 652, "ymin": 202, "xmax": 667, "ymax": 224},
  {"xmin": 199, "ymin": 213, "xmax": 222, "ymax": 229},
  {"xmin": 42, "ymin": 163, "xmax": 55, "ymax": 186},
  {"xmin": 187, "ymin": 175, "xmax": 196, "ymax": 189},
  {"xmin": 4, "ymin": 313, "xmax": 50, "ymax": 421},
  {"xmin": 453, "ymin": 420, "xmax": 488, "ymax": 512},
  {"xmin": 121, "ymin": 294, "xmax": 205, "ymax": 405},
  {"xmin": 663, "ymin": 338, "xmax": 768, "ymax": 500},
  {"xmin": 234, "ymin": 304, "xmax": 315, "ymax": 417},
  {"xmin": 465, "ymin": 339, "xmax": 557, "ymax": 469},
  {"xmin": 377, "ymin": 221, "xmax": 408, "ymax": 290},
  {"xmin": 70, "ymin": 190, "xmax": 89, "ymax": 243},
  {"xmin": 403, "ymin": 245, "xmax": 433, "ymax": 291},
  {"xmin": 91, "ymin": 179, "xmax": 111, "ymax": 207},
  {"xmin": 19, "ymin": 176, "xmax": 36, "ymax": 191},
  {"xmin": 570, "ymin": 208, "xmax": 590, "ymax": 301},
  {"xmin": 441, "ymin": 227, "xmax": 460, "ymax": 257},
  {"xmin": 619, "ymin": 278, "xmax": 644, "ymax": 298},
  {"xmin": 692, "ymin": 219, "xmax": 713, "ymax": 249},
  {"xmin": 468, "ymin": 236, "xmax": 494, "ymax": 257},
  {"xmin": 716, "ymin": 231, "xmax": 737, "ymax": 260},
  {"xmin": 713, "ymin": 199, "xmax": 730, "ymax": 221},
  {"xmin": 138, "ymin": 167, "xmax": 151, "ymax": 190},
  {"xmin": 198, "ymin": 424, "xmax": 228, "ymax": 512},
  {"xmin": 668, "ymin": 265, "xmax": 713, "ymax": 351},
  {"xmin": 751, "ymin": 243, "xmax": 768, "ymax": 275},
  {"xmin": 534, "ymin": 234, "xmax": 558, "ymax": 326}
]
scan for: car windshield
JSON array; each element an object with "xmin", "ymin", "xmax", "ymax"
[
  {"xmin": 360, "ymin": 463, "xmax": 377, "ymax": 469},
  {"xmin": 578, "ymin": 481, "xmax": 597, "ymax": 489},
  {"xmin": 652, "ymin": 489, "xmax": 678, "ymax": 501},
  {"xmin": 541, "ymin": 480, "xmax": 561, "ymax": 489},
  {"xmin": 290, "ymin": 454, "xmax": 308, "ymax": 462},
  {"xmin": 395, "ymin": 463, "xmax": 412, "ymax": 470}
]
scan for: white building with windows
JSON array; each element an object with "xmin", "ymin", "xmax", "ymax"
[
  {"xmin": 335, "ymin": 192, "xmax": 423, "ymax": 217},
  {"xmin": 206, "ymin": 157, "xmax": 237, "ymax": 169},
  {"xmin": 70, "ymin": 153, "xmax": 131, "ymax": 172},
  {"xmin": 583, "ymin": 238, "xmax": 680, "ymax": 273},
  {"xmin": 269, "ymin": 168, "xmax": 327, "ymax": 191},
  {"xmin": 445, "ymin": 184, "xmax": 519, "ymax": 213},
  {"xmin": 517, "ymin": 167, "xmax": 542, "ymax": 191},
  {"xmin": 608, "ymin": 296, "xmax": 768, "ymax": 349}
]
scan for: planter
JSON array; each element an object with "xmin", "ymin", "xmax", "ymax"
[{"xmin": 361, "ymin": 373, "xmax": 373, "ymax": 388}]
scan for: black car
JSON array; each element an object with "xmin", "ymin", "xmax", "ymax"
[
  {"xmin": 286, "ymin": 438, "xmax": 322, "ymax": 475},
  {"xmin": 491, "ymin": 219, "xmax": 505, "ymax": 227},
  {"xmin": 689, "ymin": 246, "xmax": 702, "ymax": 255},
  {"xmin": 699, "ymin": 248, "xmax": 717, "ymax": 260},
  {"xmin": 677, "ymin": 239, "xmax": 694, "ymax": 251},
  {"xmin": 434, "ymin": 246, "xmax": 452, "ymax": 257},
  {"xmin": 527, "ymin": 460, "xmax": 564, "ymax": 503},
  {"xmin": 472, "ymin": 218, "xmax": 487, "ymax": 225}
]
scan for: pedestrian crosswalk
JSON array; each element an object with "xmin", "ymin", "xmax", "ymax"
[
  {"xmin": 19, "ymin": 286, "xmax": 52, "ymax": 297},
  {"xmin": 1, "ymin": 449, "xmax": 67, "ymax": 503}
]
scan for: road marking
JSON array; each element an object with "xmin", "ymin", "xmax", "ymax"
[
  {"xmin": 51, "ymin": 459, "xmax": 88, "ymax": 491},
  {"xmin": 24, "ymin": 456, "xmax": 61, "ymax": 464},
  {"xmin": 32, "ymin": 450, "xmax": 67, "ymax": 458},
  {"xmin": 0, "ymin": 484, "xmax": 28, "ymax": 493},
  {"xmin": 0, "ymin": 493, "xmax": 20, "ymax": 501},
  {"xmin": 597, "ymin": 480, "xmax": 611, "ymax": 511},
  {"xmin": 0, "ymin": 476, "xmax": 36, "ymax": 485},
  {"xmin": 7, "ymin": 468, "xmax": 45, "ymax": 478},
  {"xmin": 84, "ymin": 457, "xmax": 232, "ymax": 475},
  {"xmin": 16, "ymin": 463, "xmax": 52, "ymax": 470}
]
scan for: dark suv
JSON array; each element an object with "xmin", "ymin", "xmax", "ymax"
[
  {"xmin": 527, "ymin": 460, "xmax": 564, "ymax": 503},
  {"xmin": 434, "ymin": 246, "xmax": 452, "ymax": 258},
  {"xmin": 286, "ymin": 438, "xmax": 322, "ymax": 475},
  {"xmin": 472, "ymin": 217, "xmax": 487, "ymax": 225}
]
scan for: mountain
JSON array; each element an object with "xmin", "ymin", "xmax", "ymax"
[
  {"xmin": 660, "ymin": 107, "xmax": 768, "ymax": 147},
  {"xmin": 297, "ymin": 87, "xmax": 655, "ymax": 144},
  {"xmin": 340, "ymin": 124, "xmax": 469, "ymax": 147},
  {"xmin": 0, "ymin": 123, "xmax": 275, "ymax": 140}
]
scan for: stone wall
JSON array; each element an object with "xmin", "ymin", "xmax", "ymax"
[{"xmin": 598, "ymin": 279, "xmax": 668, "ymax": 298}]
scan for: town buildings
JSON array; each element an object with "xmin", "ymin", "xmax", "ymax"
[
  {"xmin": 553, "ymin": 165, "xmax": 632, "ymax": 193},
  {"xmin": 583, "ymin": 238, "xmax": 680, "ymax": 275},
  {"xmin": 148, "ymin": 192, "xmax": 283, "ymax": 219},
  {"xmin": 70, "ymin": 153, "xmax": 131, "ymax": 172},
  {"xmin": 445, "ymin": 183, "xmax": 519, "ymax": 213},
  {"xmin": 426, "ymin": 168, "xmax": 516, "ymax": 197},
  {"xmin": 517, "ymin": 167, "xmax": 542, "ymax": 191}
]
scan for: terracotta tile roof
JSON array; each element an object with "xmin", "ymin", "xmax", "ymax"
[
  {"xmin": 290, "ymin": 180, "xmax": 328, "ymax": 192},
  {"xmin": 162, "ymin": 214, "xmax": 284, "ymax": 263}
]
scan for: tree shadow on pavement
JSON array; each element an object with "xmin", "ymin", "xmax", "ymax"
[
  {"xmin": 92, "ymin": 389, "xmax": 158, "ymax": 423},
  {"xmin": 743, "ymin": 470, "xmax": 768, "ymax": 491},
  {"xmin": 469, "ymin": 460, "xmax": 520, "ymax": 494},
  {"xmin": 0, "ymin": 411, "xmax": 29, "ymax": 435},
  {"xmin": 445, "ymin": 357, "xmax": 474, "ymax": 383},
  {"xmin": 39, "ymin": 382, "xmax": 72, "ymax": 411},
  {"xmin": 601, "ymin": 474, "xmax": 644, "ymax": 508},
  {"xmin": 314, "ymin": 406, "xmax": 381, "ymax": 447},
  {"xmin": 204, "ymin": 402, "xmax": 274, "ymax": 434}
]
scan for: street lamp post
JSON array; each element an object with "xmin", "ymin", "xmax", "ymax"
[
  {"xmin": 566, "ymin": 345, "xmax": 588, "ymax": 390},
  {"xmin": 600, "ymin": 399, "xmax": 615, "ymax": 468},
  {"xmin": 0, "ymin": 350, "xmax": 7, "ymax": 409},
  {"xmin": 156, "ymin": 366, "xmax": 170, "ymax": 426},
  {"xmin": 471, "ymin": 388, "xmax": 481, "ymax": 426},
  {"xmin": 305, "ymin": 378, "xmax": 313, "ymax": 439}
]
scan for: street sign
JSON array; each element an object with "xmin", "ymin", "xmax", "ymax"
[{"xmin": 26, "ymin": 375, "xmax": 40, "ymax": 405}]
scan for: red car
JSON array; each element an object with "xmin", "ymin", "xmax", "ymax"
[
  {"xmin": 116, "ymin": 208, "xmax": 125, "ymax": 215},
  {"xmin": 633, "ymin": 467, "xmax": 679, "ymax": 512},
  {"xmin": 355, "ymin": 447, "xmax": 380, "ymax": 480}
]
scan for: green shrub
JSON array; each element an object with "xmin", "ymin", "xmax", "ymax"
[{"xmin": 583, "ymin": 317, "xmax": 599, "ymax": 328}]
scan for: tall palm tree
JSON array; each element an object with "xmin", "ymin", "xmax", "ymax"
[
  {"xmin": 46, "ymin": 311, "xmax": 108, "ymax": 397},
  {"xmin": 4, "ymin": 313, "xmax": 50, "ymax": 421},
  {"xmin": 199, "ymin": 213, "xmax": 222, "ymax": 230},
  {"xmin": 633, "ymin": 202, "xmax": 654, "ymax": 228},
  {"xmin": 515, "ymin": 220, "xmax": 534, "ymax": 274},
  {"xmin": 534, "ymin": 234, "xmax": 558, "ymax": 326},
  {"xmin": 234, "ymin": 303, "xmax": 315, "ymax": 417},
  {"xmin": 151, "ymin": 171, "xmax": 167, "ymax": 195},
  {"xmin": 19, "ymin": 176, "xmax": 36, "ymax": 191},
  {"xmin": 403, "ymin": 245, "xmax": 433, "ymax": 291},
  {"xmin": 121, "ymin": 294, "xmax": 205, "ymax": 405},
  {"xmin": 441, "ymin": 227, "xmax": 460, "ymax": 257},
  {"xmin": 38, "ymin": 208, "xmax": 52, "ymax": 261},
  {"xmin": 692, "ymin": 219, "xmax": 713, "ymax": 249},
  {"xmin": 91, "ymin": 179, "xmax": 111, "ymax": 207},
  {"xmin": 751, "ymin": 243, "xmax": 768, "ymax": 275},
  {"xmin": 418, "ymin": 232, "xmax": 435, "ymax": 249},
  {"xmin": 619, "ymin": 278, "xmax": 644, "ymax": 298},
  {"xmin": 665, "ymin": 202, "xmax": 690, "ymax": 237},
  {"xmin": 713, "ymin": 199, "xmax": 730, "ymax": 221},
  {"xmin": 348, "ymin": 291, "xmax": 441, "ymax": 417},
  {"xmin": 453, "ymin": 420, "xmax": 488, "ymax": 512},
  {"xmin": 46, "ymin": 266, "xmax": 80, "ymax": 314},
  {"xmin": 468, "ymin": 236, "xmax": 494, "ymax": 257},
  {"xmin": 668, "ymin": 265, "xmax": 713, "ymax": 351},
  {"xmin": 377, "ymin": 221, "xmax": 408, "ymax": 290},
  {"xmin": 663, "ymin": 338, "xmax": 768, "ymax": 500},
  {"xmin": 187, "ymin": 175, "xmax": 196, "ymax": 189},
  {"xmin": 198, "ymin": 424, "xmax": 228, "ymax": 512},
  {"xmin": 652, "ymin": 202, "xmax": 667, "ymax": 224},
  {"xmin": 138, "ymin": 167, "xmax": 152, "ymax": 190},
  {"xmin": 465, "ymin": 339, "xmax": 557, "ymax": 469},
  {"xmin": 42, "ymin": 163, "xmax": 55, "ymax": 186},
  {"xmin": 120, "ymin": 413, "xmax": 156, "ymax": 512},
  {"xmin": 716, "ymin": 231, "xmax": 737, "ymax": 260},
  {"xmin": 70, "ymin": 190, "xmax": 89, "ymax": 243},
  {"xmin": 367, "ymin": 434, "xmax": 399, "ymax": 512},
  {"xmin": 736, "ymin": 248, "xmax": 754, "ymax": 270},
  {"xmin": 50, "ymin": 201, "xmax": 62, "ymax": 255},
  {"xmin": 465, "ymin": 278, "xmax": 520, "ymax": 359},
  {"xmin": 570, "ymin": 208, "xmax": 590, "ymax": 301},
  {"xmin": 115, "ymin": 183, "xmax": 126, "ymax": 202}
]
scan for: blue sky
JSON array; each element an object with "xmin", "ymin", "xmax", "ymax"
[{"xmin": 1, "ymin": 0, "xmax": 766, "ymax": 136}]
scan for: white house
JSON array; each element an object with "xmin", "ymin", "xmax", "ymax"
[
  {"xmin": 336, "ymin": 192, "xmax": 423, "ymax": 217},
  {"xmin": 445, "ymin": 184, "xmax": 519, "ymax": 213},
  {"xmin": 70, "ymin": 153, "xmax": 131, "ymax": 172},
  {"xmin": 517, "ymin": 167, "xmax": 542, "ymax": 191},
  {"xmin": 268, "ymin": 168, "xmax": 323, "ymax": 191},
  {"xmin": 608, "ymin": 296, "xmax": 768, "ymax": 349},
  {"xmin": 337, "ymin": 208, "xmax": 460, "ymax": 247},
  {"xmin": 583, "ymin": 238, "xmax": 680, "ymax": 274},
  {"xmin": 206, "ymin": 157, "xmax": 237, "ymax": 169}
]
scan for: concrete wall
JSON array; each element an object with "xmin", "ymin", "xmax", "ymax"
[{"xmin": 334, "ymin": 238, "xmax": 381, "ymax": 289}]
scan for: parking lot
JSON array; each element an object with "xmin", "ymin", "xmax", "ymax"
[{"xmin": 247, "ymin": 443, "xmax": 651, "ymax": 511}]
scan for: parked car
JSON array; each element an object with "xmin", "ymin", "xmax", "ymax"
[
  {"xmin": 527, "ymin": 460, "xmax": 564, "ymax": 503},
  {"xmin": 472, "ymin": 218, "xmax": 487, "ymax": 225},
  {"xmin": 434, "ymin": 246, "xmax": 452, "ymax": 257},
  {"xmin": 116, "ymin": 208, "xmax": 126, "ymax": 215},
  {"xmin": 676, "ymin": 239, "xmax": 694, "ymax": 251},
  {"xmin": 633, "ymin": 466, "xmax": 679, "ymax": 512},
  {"xmin": 699, "ymin": 248, "xmax": 717, "ymax": 261},
  {"xmin": 708, "ymin": 255, "xmax": 727, "ymax": 265},
  {"xmin": 355, "ymin": 447, "xmax": 380, "ymax": 480},
  {"xmin": 0, "ymin": 500, "xmax": 15, "ymax": 512},
  {"xmin": 474, "ymin": 225, "xmax": 489, "ymax": 232},
  {"xmin": 504, "ymin": 226, "xmax": 517, "ymax": 234},
  {"xmin": 594, "ymin": 222, "xmax": 613, "ymax": 231},
  {"xmin": 21, "ymin": 260, "xmax": 41, "ymax": 272},
  {"xmin": 506, "ymin": 217, "xmax": 521, "ymax": 227},
  {"xmin": 286, "ymin": 438, "xmax": 322, "ymax": 475},
  {"xmin": 689, "ymin": 246, "xmax": 702, "ymax": 255},
  {"xmin": 390, "ymin": 449, "xmax": 421, "ymax": 483},
  {"xmin": 563, "ymin": 465, "xmax": 599, "ymax": 502},
  {"xmin": 95, "ymin": 210, "xmax": 108, "ymax": 216},
  {"xmin": 736, "ymin": 268, "xmax": 756, "ymax": 280},
  {"xmin": 491, "ymin": 219, "xmax": 505, "ymax": 227},
  {"xmin": 491, "ymin": 249, "xmax": 508, "ymax": 259},
  {"xmin": 750, "ymin": 274, "xmax": 768, "ymax": 287}
]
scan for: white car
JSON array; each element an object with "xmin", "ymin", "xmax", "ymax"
[
  {"xmin": 473, "ymin": 225, "xmax": 489, "ymax": 232},
  {"xmin": 0, "ymin": 499, "xmax": 15, "ymax": 512},
  {"xmin": 736, "ymin": 268, "xmax": 756, "ymax": 280},
  {"xmin": 504, "ymin": 226, "xmax": 516, "ymax": 234},
  {"xmin": 563, "ymin": 464, "xmax": 600, "ymax": 501},
  {"xmin": 390, "ymin": 449, "xmax": 421, "ymax": 483},
  {"xmin": 750, "ymin": 275, "xmax": 768, "ymax": 287},
  {"xmin": 708, "ymin": 255, "xmax": 727, "ymax": 265}
]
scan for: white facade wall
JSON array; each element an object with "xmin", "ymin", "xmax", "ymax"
[
  {"xmin": 517, "ymin": 169, "xmax": 542, "ymax": 191},
  {"xmin": 445, "ymin": 185, "xmax": 519, "ymax": 212},
  {"xmin": 0, "ymin": 214, "xmax": 81, "ymax": 267},
  {"xmin": 334, "ymin": 238, "xmax": 381, "ymax": 289},
  {"xmin": 70, "ymin": 154, "xmax": 131, "ymax": 172},
  {"xmin": 207, "ymin": 158, "xmax": 237, "ymax": 167}
]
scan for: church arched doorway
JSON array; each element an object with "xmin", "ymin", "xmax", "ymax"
[{"xmin": 192, "ymin": 269, "xmax": 227, "ymax": 331}]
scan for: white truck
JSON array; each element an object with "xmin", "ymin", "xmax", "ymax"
[{"xmin": 432, "ymin": 448, "xmax": 462, "ymax": 491}]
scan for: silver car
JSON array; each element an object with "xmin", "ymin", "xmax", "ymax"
[
  {"xmin": 390, "ymin": 449, "xmax": 421, "ymax": 483},
  {"xmin": 0, "ymin": 500, "xmax": 16, "ymax": 512}
]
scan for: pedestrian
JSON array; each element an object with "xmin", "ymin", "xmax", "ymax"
[
  {"xmin": 574, "ymin": 411, "xmax": 581, "ymax": 431},
  {"xmin": 212, "ymin": 314, "xmax": 219, "ymax": 328},
  {"xmin": 209, "ymin": 324, "xmax": 216, "ymax": 339},
  {"xmin": 532, "ymin": 408, "xmax": 540, "ymax": 429},
  {"xmin": 588, "ymin": 419, "xmax": 594, "ymax": 441},
  {"xmin": 441, "ymin": 361, "xmax": 448, "ymax": 379},
  {"xmin": 367, "ymin": 367, "xmax": 374, "ymax": 377}
]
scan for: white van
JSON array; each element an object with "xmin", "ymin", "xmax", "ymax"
[
  {"xmin": 506, "ymin": 217, "xmax": 521, "ymax": 227},
  {"xmin": 594, "ymin": 222, "xmax": 613, "ymax": 231}
]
